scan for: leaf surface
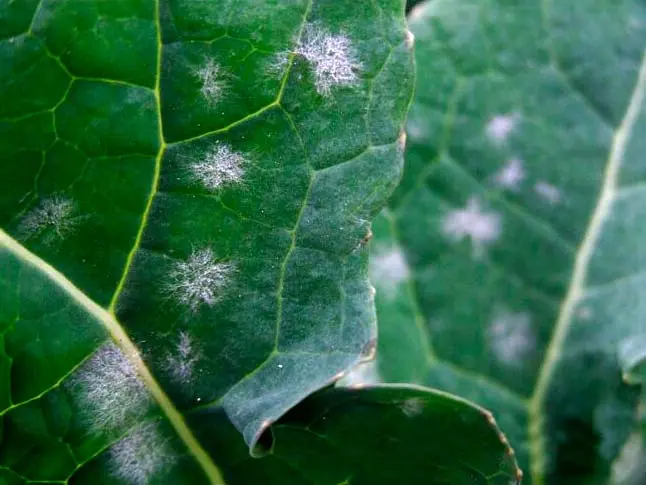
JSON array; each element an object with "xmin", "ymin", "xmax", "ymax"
[
  {"xmin": 0, "ymin": 232, "xmax": 520, "ymax": 484},
  {"xmin": 0, "ymin": 0, "xmax": 514, "ymax": 483},
  {"xmin": 373, "ymin": 1, "xmax": 646, "ymax": 484}
]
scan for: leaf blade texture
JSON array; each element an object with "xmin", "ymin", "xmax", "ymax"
[
  {"xmin": 0, "ymin": 0, "xmax": 513, "ymax": 483},
  {"xmin": 372, "ymin": 0, "xmax": 646, "ymax": 484}
]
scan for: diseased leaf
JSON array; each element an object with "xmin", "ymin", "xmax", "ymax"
[
  {"xmin": 0, "ymin": 235, "xmax": 519, "ymax": 484},
  {"xmin": 0, "ymin": 0, "xmax": 514, "ymax": 483},
  {"xmin": 373, "ymin": 0, "xmax": 646, "ymax": 484}
]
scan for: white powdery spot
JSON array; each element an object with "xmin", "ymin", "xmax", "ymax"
[
  {"xmin": 442, "ymin": 197, "xmax": 502, "ymax": 257},
  {"xmin": 486, "ymin": 113, "xmax": 519, "ymax": 144},
  {"xmin": 164, "ymin": 331, "xmax": 200, "ymax": 385},
  {"xmin": 487, "ymin": 308, "xmax": 535, "ymax": 364},
  {"xmin": 339, "ymin": 360, "xmax": 382, "ymax": 387},
  {"xmin": 191, "ymin": 143, "xmax": 245, "ymax": 191},
  {"xmin": 109, "ymin": 422, "xmax": 176, "ymax": 485},
  {"xmin": 369, "ymin": 246, "xmax": 410, "ymax": 300},
  {"xmin": 399, "ymin": 397, "xmax": 424, "ymax": 417},
  {"xmin": 165, "ymin": 248, "xmax": 235, "ymax": 312},
  {"xmin": 534, "ymin": 181, "xmax": 561, "ymax": 204},
  {"xmin": 68, "ymin": 343, "xmax": 152, "ymax": 434},
  {"xmin": 196, "ymin": 59, "xmax": 228, "ymax": 104},
  {"xmin": 18, "ymin": 195, "xmax": 84, "ymax": 244},
  {"xmin": 296, "ymin": 22, "xmax": 361, "ymax": 95},
  {"xmin": 493, "ymin": 158, "xmax": 525, "ymax": 191}
]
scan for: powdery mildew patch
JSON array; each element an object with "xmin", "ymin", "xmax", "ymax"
[
  {"xmin": 68, "ymin": 342, "xmax": 152, "ymax": 434},
  {"xmin": 165, "ymin": 248, "xmax": 235, "ymax": 313},
  {"xmin": 493, "ymin": 158, "xmax": 525, "ymax": 191},
  {"xmin": 191, "ymin": 143, "xmax": 246, "ymax": 191},
  {"xmin": 164, "ymin": 331, "xmax": 200, "ymax": 385},
  {"xmin": 339, "ymin": 360, "xmax": 382, "ymax": 387},
  {"xmin": 196, "ymin": 59, "xmax": 228, "ymax": 104},
  {"xmin": 485, "ymin": 113, "xmax": 519, "ymax": 145},
  {"xmin": 18, "ymin": 195, "xmax": 84, "ymax": 244},
  {"xmin": 369, "ymin": 246, "xmax": 410, "ymax": 300},
  {"xmin": 109, "ymin": 422, "xmax": 177, "ymax": 485},
  {"xmin": 399, "ymin": 397, "xmax": 424, "ymax": 417},
  {"xmin": 487, "ymin": 307, "xmax": 535, "ymax": 365},
  {"xmin": 534, "ymin": 180, "xmax": 561, "ymax": 205},
  {"xmin": 441, "ymin": 197, "xmax": 502, "ymax": 257},
  {"xmin": 296, "ymin": 23, "xmax": 361, "ymax": 95}
]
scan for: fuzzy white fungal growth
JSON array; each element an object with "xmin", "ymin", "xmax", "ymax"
[
  {"xmin": 487, "ymin": 308, "xmax": 535, "ymax": 364},
  {"xmin": 486, "ymin": 113, "xmax": 519, "ymax": 144},
  {"xmin": 191, "ymin": 143, "xmax": 245, "ymax": 191},
  {"xmin": 196, "ymin": 59, "xmax": 227, "ymax": 103},
  {"xmin": 164, "ymin": 331, "xmax": 200, "ymax": 385},
  {"xmin": 165, "ymin": 248, "xmax": 235, "ymax": 312},
  {"xmin": 369, "ymin": 246, "xmax": 410, "ymax": 300},
  {"xmin": 339, "ymin": 360, "xmax": 382, "ymax": 387},
  {"xmin": 442, "ymin": 197, "xmax": 502, "ymax": 257},
  {"xmin": 534, "ymin": 181, "xmax": 561, "ymax": 204},
  {"xmin": 493, "ymin": 158, "xmax": 525, "ymax": 191},
  {"xmin": 68, "ymin": 343, "xmax": 152, "ymax": 434},
  {"xmin": 109, "ymin": 422, "xmax": 176, "ymax": 485},
  {"xmin": 296, "ymin": 23, "xmax": 360, "ymax": 95},
  {"xmin": 400, "ymin": 397, "xmax": 424, "ymax": 417},
  {"xmin": 18, "ymin": 195, "xmax": 83, "ymax": 244}
]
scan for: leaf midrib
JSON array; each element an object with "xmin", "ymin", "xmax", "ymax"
[{"xmin": 527, "ymin": 50, "xmax": 646, "ymax": 485}]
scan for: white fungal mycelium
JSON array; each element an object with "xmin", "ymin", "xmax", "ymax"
[
  {"xmin": 399, "ymin": 397, "xmax": 424, "ymax": 417},
  {"xmin": 18, "ymin": 195, "xmax": 84, "ymax": 244},
  {"xmin": 67, "ymin": 342, "xmax": 152, "ymax": 434},
  {"xmin": 109, "ymin": 422, "xmax": 176, "ymax": 485},
  {"xmin": 485, "ymin": 113, "xmax": 519, "ymax": 144},
  {"xmin": 534, "ymin": 180, "xmax": 561, "ymax": 205},
  {"xmin": 487, "ymin": 307, "xmax": 535, "ymax": 364},
  {"xmin": 191, "ymin": 143, "xmax": 246, "ymax": 191},
  {"xmin": 296, "ymin": 22, "xmax": 361, "ymax": 95},
  {"xmin": 369, "ymin": 246, "xmax": 410, "ymax": 300},
  {"xmin": 164, "ymin": 331, "xmax": 200, "ymax": 385},
  {"xmin": 493, "ymin": 158, "xmax": 525, "ymax": 191},
  {"xmin": 196, "ymin": 59, "xmax": 228, "ymax": 104},
  {"xmin": 441, "ymin": 197, "xmax": 502, "ymax": 257},
  {"xmin": 165, "ymin": 247, "xmax": 235, "ymax": 312}
]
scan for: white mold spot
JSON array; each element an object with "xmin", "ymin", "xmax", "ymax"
[
  {"xmin": 486, "ymin": 113, "xmax": 519, "ymax": 144},
  {"xmin": 442, "ymin": 197, "xmax": 502, "ymax": 257},
  {"xmin": 164, "ymin": 331, "xmax": 200, "ymax": 385},
  {"xmin": 68, "ymin": 343, "xmax": 152, "ymax": 434},
  {"xmin": 267, "ymin": 51, "xmax": 291, "ymax": 78},
  {"xmin": 369, "ymin": 246, "xmax": 410, "ymax": 300},
  {"xmin": 191, "ymin": 142, "xmax": 245, "ymax": 191},
  {"xmin": 399, "ymin": 397, "xmax": 424, "ymax": 417},
  {"xmin": 534, "ymin": 181, "xmax": 561, "ymax": 205},
  {"xmin": 109, "ymin": 422, "xmax": 176, "ymax": 485},
  {"xmin": 487, "ymin": 308, "xmax": 535, "ymax": 365},
  {"xmin": 196, "ymin": 59, "xmax": 228, "ymax": 104},
  {"xmin": 338, "ymin": 360, "xmax": 382, "ymax": 387},
  {"xmin": 493, "ymin": 158, "xmax": 525, "ymax": 191},
  {"xmin": 18, "ymin": 195, "xmax": 85, "ymax": 244},
  {"xmin": 296, "ymin": 22, "xmax": 361, "ymax": 95},
  {"xmin": 165, "ymin": 248, "xmax": 235, "ymax": 312}
]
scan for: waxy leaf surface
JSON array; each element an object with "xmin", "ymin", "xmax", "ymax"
[{"xmin": 373, "ymin": 1, "xmax": 646, "ymax": 484}]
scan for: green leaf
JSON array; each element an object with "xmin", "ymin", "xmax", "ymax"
[
  {"xmin": 0, "ymin": 0, "xmax": 519, "ymax": 483},
  {"xmin": 190, "ymin": 384, "xmax": 522, "ymax": 485},
  {"xmin": 0, "ymin": 232, "xmax": 520, "ymax": 484},
  {"xmin": 373, "ymin": 1, "xmax": 646, "ymax": 484}
]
